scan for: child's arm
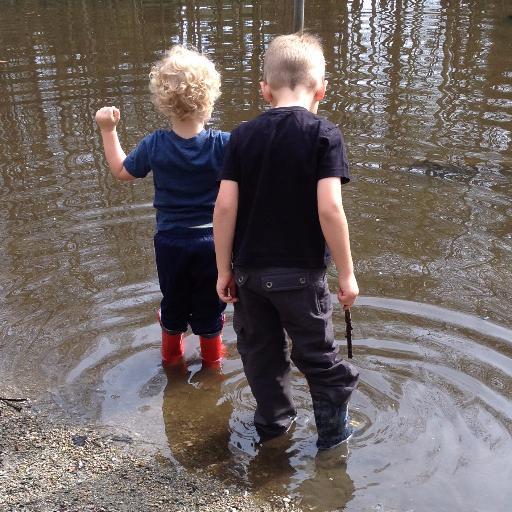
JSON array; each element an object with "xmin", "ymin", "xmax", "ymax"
[
  {"xmin": 317, "ymin": 177, "xmax": 359, "ymax": 309},
  {"xmin": 213, "ymin": 180, "xmax": 239, "ymax": 303},
  {"xmin": 95, "ymin": 106, "xmax": 135, "ymax": 182}
]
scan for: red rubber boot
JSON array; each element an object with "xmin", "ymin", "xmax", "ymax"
[
  {"xmin": 199, "ymin": 335, "xmax": 225, "ymax": 368},
  {"xmin": 162, "ymin": 331, "xmax": 184, "ymax": 366},
  {"xmin": 157, "ymin": 309, "xmax": 184, "ymax": 366}
]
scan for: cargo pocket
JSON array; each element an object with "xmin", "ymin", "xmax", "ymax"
[{"xmin": 314, "ymin": 273, "xmax": 332, "ymax": 315}]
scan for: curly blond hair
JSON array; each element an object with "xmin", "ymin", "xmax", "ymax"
[{"xmin": 149, "ymin": 46, "xmax": 221, "ymax": 121}]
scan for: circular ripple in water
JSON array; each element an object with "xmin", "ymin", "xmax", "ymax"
[
  {"xmin": 165, "ymin": 301, "xmax": 512, "ymax": 512},
  {"xmin": 56, "ymin": 300, "xmax": 512, "ymax": 512}
]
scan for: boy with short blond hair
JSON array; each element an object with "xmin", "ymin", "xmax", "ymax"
[
  {"xmin": 96, "ymin": 46, "xmax": 229, "ymax": 368},
  {"xmin": 213, "ymin": 33, "xmax": 359, "ymax": 451}
]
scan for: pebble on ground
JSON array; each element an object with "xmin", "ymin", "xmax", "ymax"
[{"xmin": 0, "ymin": 386, "xmax": 300, "ymax": 512}]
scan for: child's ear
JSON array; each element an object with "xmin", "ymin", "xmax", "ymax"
[
  {"xmin": 260, "ymin": 81, "xmax": 273, "ymax": 103},
  {"xmin": 314, "ymin": 80, "xmax": 327, "ymax": 101}
]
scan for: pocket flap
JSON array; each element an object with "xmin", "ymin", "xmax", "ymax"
[{"xmin": 260, "ymin": 273, "xmax": 308, "ymax": 292}]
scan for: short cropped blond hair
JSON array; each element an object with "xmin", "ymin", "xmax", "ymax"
[
  {"xmin": 263, "ymin": 33, "xmax": 325, "ymax": 90},
  {"xmin": 149, "ymin": 46, "xmax": 221, "ymax": 121}
]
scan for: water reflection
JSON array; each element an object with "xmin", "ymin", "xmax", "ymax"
[
  {"xmin": 163, "ymin": 362, "xmax": 233, "ymax": 474},
  {"xmin": 1, "ymin": 1, "xmax": 512, "ymax": 511},
  {"xmin": 161, "ymin": 329, "xmax": 356, "ymax": 511},
  {"xmin": 156, "ymin": 298, "xmax": 512, "ymax": 511}
]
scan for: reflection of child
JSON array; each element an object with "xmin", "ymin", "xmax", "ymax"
[
  {"xmin": 162, "ymin": 365, "xmax": 232, "ymax": 471},
  {"xmin": 214, "ymin": 33, "xmax": 359, "ymax": 451},
  {"xmin": 95, "ymin": 46, "xmax": 229, "ymax": 367}
]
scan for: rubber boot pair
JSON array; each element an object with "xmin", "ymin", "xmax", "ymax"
[
  {"xmin": 162, "ymin": 332, "xmax": 224, "ymax": 367},
  {"xmin": 159, "ymin": 310, "xmax": 224, "ymax": 367}
]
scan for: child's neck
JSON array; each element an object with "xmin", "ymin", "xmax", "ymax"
[
  {"xmin": 171, "ymin": 116, "xmax": 206, "ymax": 139},
  {"xmin": 271, "ymin": 87, "xmax": 319, "ymax": 113}
]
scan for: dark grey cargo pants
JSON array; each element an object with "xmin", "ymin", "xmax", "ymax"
[{"xmin": 233, "ymin": 267, "xmax": 359, "ymax": 450}]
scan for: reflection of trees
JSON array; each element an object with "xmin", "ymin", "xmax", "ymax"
[
  {"xmin": 1, "ymin": 1, "xmax": 509, "ymax": 189},
  {"xmin": 0, "ymin": 0, "xmax": 511, "ymax": 366}
]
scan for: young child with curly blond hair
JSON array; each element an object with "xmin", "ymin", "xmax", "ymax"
[{"xmin": 95, "ymin": 46, "xmax": 229, "ymax": 368}]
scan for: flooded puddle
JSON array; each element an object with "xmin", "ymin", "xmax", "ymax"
[
  {"xmin": 1, "ymin": 1, "xmax": 511, "ymax": 511},
  {"xmin": 51, "ymin": 300, "xmax": 512, "ymax": 511}
]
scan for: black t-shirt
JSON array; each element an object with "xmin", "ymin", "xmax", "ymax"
[{"xmin": 221, "ymin": 106, "xmax": 350, "ymax": 269}]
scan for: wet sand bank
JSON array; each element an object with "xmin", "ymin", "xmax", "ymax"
[{"xmin": 0, "ymin": 384, "xmax": 298, "ymax": 512}]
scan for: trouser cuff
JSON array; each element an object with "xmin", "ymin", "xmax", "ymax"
[{"xmin": 255, "ymin": 412, "xmax": 297, "ymax": 443}]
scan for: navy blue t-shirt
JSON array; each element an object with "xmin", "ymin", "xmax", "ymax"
[
  {"xmin": 221, "ymin": 106, "xmax": 349, "ymax": 269},
  {"xmin": 124, "ymin": 129, "xmax": 230, "ymax": 231}
]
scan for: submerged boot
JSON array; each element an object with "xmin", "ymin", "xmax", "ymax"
[
  {"xmin": 161, "ymin": 331, "xmax": 184, "ymax": 366},
  {"xmin": 313, "ymin": 400, "xmax": 352, "ymax": 451},
  {"xmin": 199, "ymin": 334, "xmax": 225, "ymax": 368}
]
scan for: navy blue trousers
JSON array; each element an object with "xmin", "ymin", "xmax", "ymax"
[{"xmin": 154, "ymin": 227, "xmax": 225, "ymax": 336}]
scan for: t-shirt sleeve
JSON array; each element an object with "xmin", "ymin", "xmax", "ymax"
[
  {"xmin": 123, "ymin": 134, "xmax": 153, "ymax": 178},
  {"xmin": 220, "ymin": 128, "xmax": 240, "ymax": 182},
  {"xmin": 215, "ymin": 130, "xmax": 231, "ymax": 181},
  {"xmin": 317, "ymin": 125, "xmax": 350, "ymax": 183}
]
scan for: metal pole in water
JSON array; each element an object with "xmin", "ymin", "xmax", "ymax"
[{"xmin": 293, "ymin": 0, "xmax": 305, "ymax": 33}]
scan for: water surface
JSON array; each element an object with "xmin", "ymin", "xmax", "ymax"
[{"xmin": 1, "ymin": 1, "xmax": 511, "ymax": 511}]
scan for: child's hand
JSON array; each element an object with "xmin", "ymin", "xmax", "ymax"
[
  {"xmin": 216, "ymin": 272, "xmax": 238, "ymax": 303},
  {"xmin": 95, "ymin": 106, "xmax": 120, "ymax": 132},
  {"xmin": 338, "ymin": 273, "xmax": 359, "ymax": 310}
]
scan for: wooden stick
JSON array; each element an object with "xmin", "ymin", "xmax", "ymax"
[{"xmin": 345, "ymin": 309, "xmax": 353, "ymax": 359}]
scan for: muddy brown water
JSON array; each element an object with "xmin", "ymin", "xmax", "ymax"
[{"xmin": 1, "ymin": 1, "xmax": 511, "ymax": 511}]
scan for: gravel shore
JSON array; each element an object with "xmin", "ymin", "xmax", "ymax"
[{"xmin": 0, "ymin": 385, "xmax": 300, "ymax": 512}]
